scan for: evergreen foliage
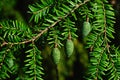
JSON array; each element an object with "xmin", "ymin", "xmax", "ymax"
[{"xmin": 0, "ymin": 0, "xmax": 119, "ymax": 80}]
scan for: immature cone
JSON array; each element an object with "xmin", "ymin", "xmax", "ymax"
[
  {"xmin": 8, "ymin": 58, "xmax": 14, "ymax": 68},
  {"xmin": 66, "ymin": 39, "xmax": 74, "ymax": 57},
  {"xmin": 83, "ymin": 21, "xmax": 91, "ymax": 37},
  {"xmin": 52, "ymin": 47, "xmax": 60, "ymax": 64}
]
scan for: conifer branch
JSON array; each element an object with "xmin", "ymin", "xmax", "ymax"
[
  {"xmin": 102, "ymin": 2, "xmax": 110, "ymax": 53},
  {"xmin": 0, "ymin": 0, "xmax": 90, "ymax": 47}
]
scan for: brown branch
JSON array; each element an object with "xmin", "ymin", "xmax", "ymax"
[{"xmin": 0, "ymin": 0, "xmax": 90, "ymax": 47}]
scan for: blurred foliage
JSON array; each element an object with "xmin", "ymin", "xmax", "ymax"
[{"xmin": 0, "ymin": 0, "xmax": 23, "ymax": 21}]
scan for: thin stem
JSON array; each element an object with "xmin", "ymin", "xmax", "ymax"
[
  {"xmin": 32, "ymin": 42, "xmax": 37, "ymax": 80},
  {"xmin": 102, "ymin": 2, "xmax": 110, "ymax": 53},
  {"xmin": 55, "ymin": 65, "xmax": 59, "ymax": 80}
]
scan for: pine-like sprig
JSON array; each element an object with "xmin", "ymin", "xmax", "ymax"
[
  {"xmin": 85, "ymin": 0, "xmax": 120, "ymax": 80},
  {"xmin": 24, "ymin": 43, "xmax": 44, "ymax": 80}
]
